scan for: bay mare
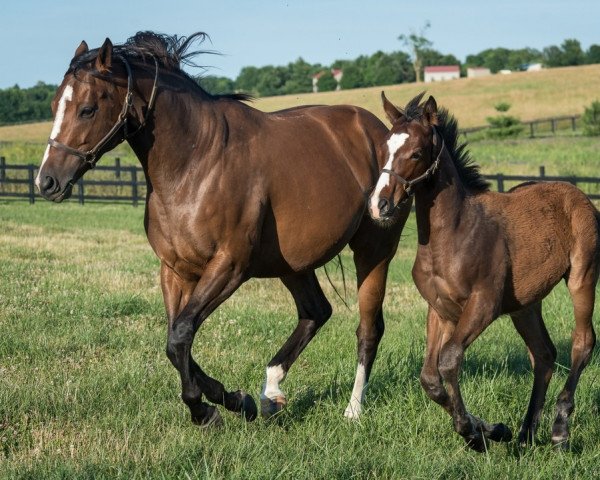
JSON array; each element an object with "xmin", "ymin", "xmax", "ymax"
[
  {"xmin": 369, "ymin": 92, "xmax": 599, "ymax": 451},
  {"xmin": 35, "ymin": 32, "xmax": 411, "ymax": 425}
]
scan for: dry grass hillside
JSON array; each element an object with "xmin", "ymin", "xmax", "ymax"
[{"xmin": 1, "ymin": 64, "xmax": 599, "ymax": 143}]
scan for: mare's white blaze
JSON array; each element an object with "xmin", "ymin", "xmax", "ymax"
[
  {"xmin": 344, "ymin": 363, "xmax": 367, "ymax": 419},
  {"xmin": 36, "ymin": 84, "xmax": 74, "ymax": 188},
  {"xmin": 261, "ymin": 365, "xmax": 286, "ymax": 400},
  {"xmin": 369, "ymin": 132, "xmax": 409, "ymax": 217}
]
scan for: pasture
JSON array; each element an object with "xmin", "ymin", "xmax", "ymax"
[{"xmin": 1, "ymin": 201, "xmax": 599, "ymax": 479}]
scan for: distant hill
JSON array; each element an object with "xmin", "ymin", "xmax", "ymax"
[{"xmin": 1, "ymin": 64, "xmax": 599, "ymax": 144}]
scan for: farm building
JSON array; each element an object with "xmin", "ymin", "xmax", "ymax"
[
  {"xmin": 467, "ymin": 67, "xmax": 491, "ymax": 78},
  {"xmin": 424, "ymin": 65, "xmax": 460, "ymax": 82}
]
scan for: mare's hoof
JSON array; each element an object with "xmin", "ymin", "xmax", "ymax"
[
  {"xmin": 518, "ymin": 428, "xmax": 535, "ymax": 447},
  {"xmin": 191, "ymin": 404, "xmax": 223, "ymax": 428},
  {"xmin": 487, "ymin": 423, "xmax": 512, "ymax": 443},
  {"xmin": 260, "ymin": 395, "xmax": 287, "ymax": 419},
  {"xmin": 551, "ymin": 436, "xmax": 570, "ymax": 450},
  {"xmin": 234, "ymin": 390, "xmax": 257, "ymax": 421}
]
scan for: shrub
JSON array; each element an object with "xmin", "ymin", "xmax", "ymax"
[
  {"xmin": 582, "ymin": 100, "xmax": 600, "ymax": 136},
  {"xmin": 486, "ymin": 102, "xmax": 524, "ymax": 138}
]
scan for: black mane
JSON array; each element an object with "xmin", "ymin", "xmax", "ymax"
[
  {"xmin": 69, "ymin": 31, "xmax": 252, "ymax": 102},
  {"xmin": 404, "ymin": 92, "xmax": 490, "ymax": 192}
]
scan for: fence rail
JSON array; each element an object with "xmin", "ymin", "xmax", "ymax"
[
  {"xmin": 1, "ymin": 159, "xmax": 600, "ymax": 206},
  {"xmin": 460, "ymin": 114, "xmax": 581, "ymax": 138}
]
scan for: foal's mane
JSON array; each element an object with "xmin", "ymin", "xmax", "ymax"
[
  {"xmin": 69, "ymin": 31, "xmax": 252, "ymax": 102},
  {"xmin": 404, "ymin": 93, "xmax": 490, "ymax": 192}
]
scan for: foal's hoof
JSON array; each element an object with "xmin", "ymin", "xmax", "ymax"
[
  {"xmin": 260, "ymin": 395, "xmax": 287, "ymax": 419},
  {"xmin": 191, "ymin": 404, "xmax": 223, "ymax": 428},
  {"xmin": 486, "ymin": 423, "xmax": 512, "ymax": 443},
  {"xmin": 465, "ymin": 433, "xmax": 486, "ymax": 453},
  {"xmin": 233, "ymin": 390, "xmax": 257, "ymax": 421}
]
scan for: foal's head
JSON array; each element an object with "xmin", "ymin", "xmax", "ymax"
[
  {"xmin": 369, "ymin": 92, "xmax": 441, "ymax": 222},
  {"xmin": 36, "ymin": 39, "xmax": 140, "ymax": 201}
]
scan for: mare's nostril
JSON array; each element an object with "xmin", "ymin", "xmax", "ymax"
[{"xmin": 42, "ymin": 176, "xmax": 57, "ymax": 194}]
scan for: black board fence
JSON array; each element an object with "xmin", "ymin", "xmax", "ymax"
[
  {"xmin": 461, "ymin": 115, "xmax": 581, "ymax": 139},
  {"xmin": 1, "ymin": 159, "xmax": 600, "ymax": 206}
]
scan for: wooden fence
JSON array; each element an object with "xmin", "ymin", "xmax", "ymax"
[
  {"xmin": 461, "ymin": 115, "xmax": 581, "ymax": 139},
  {"xmin": 1, "ymin": 159, "xmax": 599, "ymax": 206}
]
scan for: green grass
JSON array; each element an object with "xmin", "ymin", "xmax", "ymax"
[{"xmin": 1, "ymin": 202, "xmax": 600, "ymax": 479}]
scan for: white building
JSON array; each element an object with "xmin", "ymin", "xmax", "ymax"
[
  {"xmin": 467, "ymin": 67, "xmax": 491, "ymax": 78},
  {"xmin": 424, "ymin": 65, "xmax": 460, "ymax": 82}
]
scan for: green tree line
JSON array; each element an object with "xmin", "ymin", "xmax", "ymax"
[{"xmin": 1, "ymin": 38, "xmax": 599, "ymax": 125}]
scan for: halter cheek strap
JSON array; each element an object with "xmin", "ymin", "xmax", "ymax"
[
  {"xmin": 47, "ymin": 55, "xmax": 159, "ymax": 169},
  {"xmin": 381, "ymin": 126, "xmax": 444, "ymax": 197}
]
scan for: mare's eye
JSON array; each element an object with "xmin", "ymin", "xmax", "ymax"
[
  {"xmin": 80, "ymin": 106, "xmax": 96, "ymax": 118},
  {"xmin": 411, "ymin": 152, "xmax": 422, "ymax": 161}
]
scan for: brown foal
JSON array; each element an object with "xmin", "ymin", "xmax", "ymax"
[{"xmin": 370, "ymin": 92, "xmax": 599, "ymax": 451}]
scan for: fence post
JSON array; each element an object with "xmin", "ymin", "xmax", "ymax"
[
  {"xmin": 571, "ymin": 116, "xmax": 577, "ymax": 131},
  {"xmin": 497, "ymin": 174, "xmax": 504, "ymax": 193},
  {"xmin": 551, "ymin": 119, "xmax": 556, "ymax": 134},
  {"xmin": 131, "ymin": 167, "xmax": 138, "ymax": 207},
  {"xmin": 77, "ymin": 177, "xmax": 85, "ymax": 205},
  {"xmin": 28, "ymin": 165, "xmax": 36, "ymax": 204},
  {"xmin": 0, "ymin": 156, "xmax": 5, "ymax": 182},
  {"xmin": 539, "ymin": 165, "xmax": 545, "ymax": 177},
  {"xmin": 529, "ymin": 122, "xmax": 534, "ymax": 138},
  {"xmin": 115, "ymin": 157, "xmax": 121, "ymax": 178}
]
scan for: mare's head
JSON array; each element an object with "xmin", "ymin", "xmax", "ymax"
[
  {"xmin": 369, "ymin": 92, "xmax": 441, "ymax": 222},
  {"xmin": 36, "ymin": 38, "xmax": 140, "ymax": 201},
  {"xmin": 36, "ymin": 31, "xmax": 219, "ymax": 202}
]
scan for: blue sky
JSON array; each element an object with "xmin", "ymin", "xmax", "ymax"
[{"xmin": 1, "ymin": 0, "xmax": 598, "ymax": 89}]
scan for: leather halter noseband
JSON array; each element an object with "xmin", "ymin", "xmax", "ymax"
[
  {"xmin": 381, "ymin": 126, "xmax": 445, "ymax": 197},
  {"xmin": 47, "ymin": 55, "xmax": 159, "ymax": 169}
]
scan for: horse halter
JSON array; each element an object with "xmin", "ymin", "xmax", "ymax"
[
  {"xmin": 381, "ymin": 126, "xmax": 445, "ymax": 197},
  {"xmin": 47, "ymin": 55, "xmax": 159, "ymax": 169}
]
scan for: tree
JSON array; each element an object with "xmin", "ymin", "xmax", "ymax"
[
  {"xmin": 587, "ymin": 44, "xmax": 600, "ymax": 64},
  {"xmin": 561, "ymin": 39, "xmax": 585, "ymax": 66},
  {"xmin": 198, "ymin": 75, "xmax": 235, "ymax": 95},
  {"xmin": 317, "ymin": 71, "xmax": 337, "ymax": 92},
  {"xmin": 398, "ymin": 21, "xmax": 432, "ymax": 83}
]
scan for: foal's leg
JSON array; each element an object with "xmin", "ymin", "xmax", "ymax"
[
  {"xmin": 260, "ymin": 271, "xmax": 332, "ymax": 418},
  {"xmin": 420, "ymin": 306, "xmax": 453, "ymax": 414},
  {"xmin": 343, "ymin": 210, "xmax": 406, "ymax": 419},
  {"xmin": 165, "ymin": 254, "xmax": 258, "ymax": 426},
  {"xmin": 551, "ymin": 270, "xmax": 597, "ymax": 447},
  {"xmin": 438, "ymin": 295, "xmax": 512, "ymax": 451},
  {"xmin": 510, "ymin": 303, "xmax": 557, "ymax": 445}
]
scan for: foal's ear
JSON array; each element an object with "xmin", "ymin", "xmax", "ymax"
[
  {"xmin": 381, "ymin": 91, "xmax": 404, "ymax": 125},
  {"xmin": 422, "ymin": 95, "xmax": 438, "ymax": 126},
  {"xmin": 95, "ymin": 38, "xmax": 113, "ymax": 74},
  {"xmin": 74, "ymin": 40, "xmax": 89, "ymax": 58}
]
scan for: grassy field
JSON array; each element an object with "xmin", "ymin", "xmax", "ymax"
[{"xmin": 1, "ymin": 201, "xmax": 600, "ymax": 479}]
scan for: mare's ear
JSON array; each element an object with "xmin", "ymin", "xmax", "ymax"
[
  {"xmin": 381, "ymin": 91, "xmax": 404, "ymax": 125},
  {"xmin": 422, "ymin": 95, "xmax": 438, "ymax": 126},
  {"xmin": 74, "ymin": 40, "xmax": 89, "ymax": 58},
  {"xmin": 95, "ymin": 38, "xmax": 113, "ymax": 74}
]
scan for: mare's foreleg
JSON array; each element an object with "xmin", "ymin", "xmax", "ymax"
[
  {"xmin": 164, "ymin": 256, "xmax": 257, "ymax": 426},
  {"xmin": 260, "ymin": 271, "xmax": 332, "ymax": 418}
]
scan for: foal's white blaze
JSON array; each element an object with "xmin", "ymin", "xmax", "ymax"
[
  {"xmin": 35, "ymin": 84, "xmax": 74, "ymax": 188},
  {"xmin": 369, "ymin": 133, "xmax": 409, "ymax": 218},
  {"xmin": 344, "ymin": 363, "xmax": 367, "ymax": 419},
  {"xmin": 261, "ymin": 365, "xmax": 286, "ymax": 400}
]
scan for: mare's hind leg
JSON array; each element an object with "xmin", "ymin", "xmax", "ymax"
[
  {"xmin": 552, "ymin": 267, "xmax": 597, "ymax": 447},
  {"xmin": 510, "ymin": 303, "xmax": 557, "ymax": 445},
  {"xmin": 260, "ymin": 271, "xmax": 332, "ymax": 418},
  {"xmin": 344, "ymin": 208, "xmax": 408, "ymax": 419}
]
